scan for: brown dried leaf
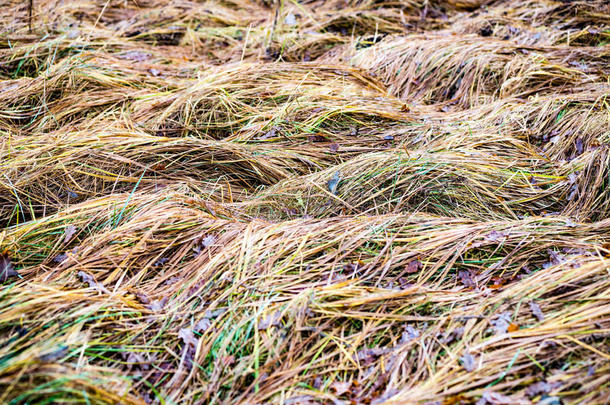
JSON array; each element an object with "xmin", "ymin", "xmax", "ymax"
[
  {"xmin": 355, "ymin": 347, "xmax": 389, "ymax": 366},
  {"xmin": 194, "ymin": 318, "xmax": 211, "ymax": 333},
  {"xmin": 258, "ymin": 311, "xmax": 282, "ymax": 330},
  {"xmin": 575, "ymin": 137, "xmax": 584, "ymax": 155},
  {"xmin": 331, "ymin": 381, "xmax": 351, "ymax": 396},
  {"xmin": 64, "ymin": 225, "xmax": 77, "ymax": 244},
  {"xmin": 490, "ymin": 312, "xmax": 512, "ymax": 335},
  {"xmin": 543, "ymin": 249, "xmax": 565, "ymax": 269},
  {"xmin": 458, "ymin": 269, "xmax": 476, "ymax": 287},
  {"xmin": 0, "ymin": 254, "xmax": 19, "ymax": 283},
  {"xmin": 123, "ymin": 351, "xmax": 150, "ymax": 370},
  {"xmin": 38, "ymin": 345, "xmax": 69, "ymax": 363},
  {"xmin": 327, "ymin": 171, "xmax": 341, "ymax": 195},
  {"xmin": 120, "ymin": 50, "xmax": 151, "ymax": 62},
  {"xmin": 400, "ymin": 324, "xmax": 420, "ymax": 343},
  {"xmin": 480, "ymin": 391, "xmax": 529, "ymax": 405},
  {"xmin": 486, "ymin": 230, "xmax": 508, "ymax": 243},
  {"xmin": 221, "ymin": 355, "xmax": 235, "ymax": 367},
  {"xmin": 443, "ymin": 327, "xmax": 464, "ymax": 344},
  {"xmin": 489, "ymin": 276, "xmax": 507, "ymax": 289},
  {"xmin": 258, "ymin": 126, "xmax": 278, "ymax": 140},
  {"xmin": 529, "ymin": 301, "xmax": 544, "ymax": 322},
  {"xmin": 405, "ymin": 259, "xmax": 422, "ymax": 274},
  {"xmin": 201, "ymin": 235, "xmax": 216, "ymax": 248},
  {"xmin": 525, "ymin": 381, "xmax": 561, "ymax": 398},
  {"xmin": 204, "ymin": 308, "xmax": 227, "ymax": 319},
  {"xmin": 178, "ymin": 328, "xmax": 198, "ymax": 347},
  {"xmin": 308, "ymin": 134, "xmax": 328, "ymax": 143},
  {"xmin": 77, "ymin": 271, "xmax": 109, "ymax": 293},
  {"xmin": 148, "ymin": 298, "xmax": 167, "ymax": 312},
  {"xmin": 460, "ymin": 351, "xmax": 476, "ymax": 372},
  {"xmin": 136, "ymin": 292, "xmax": 151, "ymax": 305}
]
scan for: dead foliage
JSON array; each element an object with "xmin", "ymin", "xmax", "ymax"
[{"xmin": 0, "ymin": 0, "xmax": 609, "ymax": 403}]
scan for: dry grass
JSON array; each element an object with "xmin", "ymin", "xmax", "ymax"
[{"xmin": 1, "ymin": 0, "xmax": 609, "ymax": 404}]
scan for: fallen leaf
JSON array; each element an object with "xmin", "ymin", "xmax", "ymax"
[
  {"xmin": 331, "ymin": 381, "xmax": 351, "ymax": 396},
  {"xmin": 151, "ymin": 162, "xmax": 166, "ymax": 171},
  {"xmin": 536, "ymin": 397, "xmax": 561, "ymax": 405},
  {"xmin": 195, "ymin": 318, "xmax": 211, "ymax": 333},
  {"xmin": 479, "ymin": 391, "xmax": 529, "ymax": 405},
  {"xmin": 64, "ymin": 225, "xmax": 77, "ymax": 244},
  {"xmin": 543, "ymin": 249, "xmax": 565, "ymax": 269},
  {"xmin": 53, "ymin": 253, "xmax": 68, "ymax": 263},
  {"xmin": 397, "ymin": 277, "xmax": 413, "ymax": 289},
  {"xmin": 178, "ymin": 328, "xmax": 198, "ymax": 347},
  {"xmin": 120, "ymin": 50, "xmax": 151, "ymax": 62},
  {"xmin": 284, "ymin": 13, "xmax": 297, "ymax": 25},
  {"xmin": 507, "ymin": 323, "xmax": 519, "ymax": 333},
  {"xmin": 525, "ymin": 381, "xmax": 561, "ymax": 398},
  {"xmin": 123, "ymin": 351, "xmax": 150, "ymax": 370},
  {"xmin": 308, "ymin": 134, "xmax": 328, "ymax": 142},
  {"xmin": 204, "ymin": 308, "xmax": 228, "ymax": 319},
  {"xmin": 39, "ymin": 345, "xmax": 69, "ymax": 363},
  {"xmin": 327, "ymin": 171, "xmax": 341, "ymax": 195},
  {"xmin": 575, "ymin": 137, "xmax": 584, "ymax": 155},
  {"xmin": 66, "ymin": 29, "xmax": 80, "ymax": 39},
  {"xmin": 221, "ymin": 355, "xmax": 235, "ymax": 367},
  {"xmin": 136, "ymin": 293, "xmax": 151, "ymax": 305},
  {"xmin": 489, "ymin": 276, "xmax": 506, "ymax": 289},
  {"xmin": 405, "ymin": 259, "xmax": 422, "ymax": 274},
  {"xmin": 460, "ymin": 351, "xmax": 477, "ymax": 372},
  {"xmin": 568, "ymin": 172, "xmax": 579, "ymax": 184},
  {"xmin": 486, "ymin": 230, "xmax": 508, "ymax": 243},
  {"xmin": 258, "ymin": 126, "xmax": 278, "ymax": 140},
  {"xmin": 194, "ymin": 235, "xmax": 217, "ymax": 257},
  {"xmin": 355, "ymin": 347, "xmax": 389, "ymax": 366},
  {"xmin": 458, "ymin": 269, "xmax": 476, "ymax": 287},
  {"xmin": 258, "ymin": 311, "xmax": 282, "ymax": 330},
  {"xmin": 490, "ymin": 312, "xmax": 512, "ymax": 335},
  {"xmin": 201, "ymin": 235, "xmax": 216, "ymax": 248},
  {"xmin": 142, "ymin": 392, "xmax": 154, "ymax": 405},
  {"xmin": 0, "ymin": 254, "xmax": 19, "ymax": 283},
  {"xmin": 401, "ymin": 324, "xmax": 420, "ymax": 343},
  {"xmin": 148, "ymin": 298, "xmax": 167, "ymax": 312},
  {"xmin": 443, "ymin": 327, "xmax": 464, "ymax": 344},
  {"xmin": 284, "ymin": 396, "xmax": 316, "ymax": 405},
  {"xmin": 77, "ymin": 271, "xmax": 109, "ymax": 293},
  {"xmin": 445, "ymin": 394, "xmax": 469, "ymax": 405},
  {"xmin": 529, "ymin": 301, "xmax": 544, "ymax": 322}
]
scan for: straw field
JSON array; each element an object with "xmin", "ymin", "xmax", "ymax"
[{"xmin": 0, "ymin": 0, "xmax": 609, "ymax": 403}]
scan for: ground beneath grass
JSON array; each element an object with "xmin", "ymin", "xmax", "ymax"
[{"xmin": 0, "ymin": 0, "xmax": 609, "ymax": 404}]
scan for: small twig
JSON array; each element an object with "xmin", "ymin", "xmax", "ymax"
[
  {"xmin": 266, "ymin": 0, "xmax": 280, "ymax": 57},
  {"xmin": 28, "ymin": 0, "xmax": 33, "ymax": 32}
]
